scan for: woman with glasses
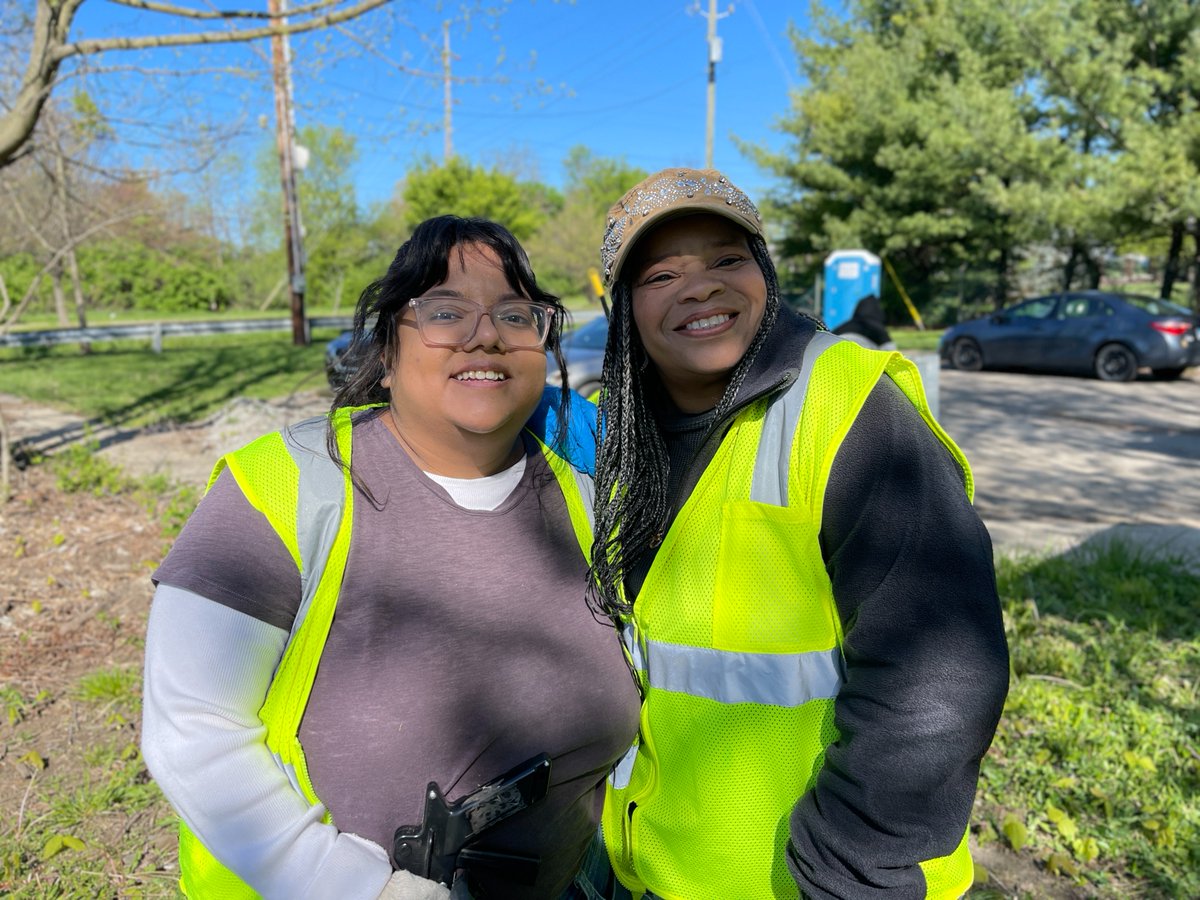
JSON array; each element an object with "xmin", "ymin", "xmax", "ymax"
[{"xmin": 141, "ymin": 216, "xmax": 641, "ymax": 900}]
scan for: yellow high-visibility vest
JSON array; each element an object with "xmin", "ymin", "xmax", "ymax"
[
  {"xmin": 602, "ymin": 336, "xmax": 975, "ymax": 900},
  {"xmin": 176, "ymin": 406, "xmax": 596, "ymax": 897}
]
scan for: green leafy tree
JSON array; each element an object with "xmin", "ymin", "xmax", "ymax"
[
  {"xmin": 526, "ymin": 147, "xmax": 646, "ymax": 298},
  {"xmin": 398, "ymin": 157, "xmax": 549, "ymax": 240},
  {"xmin": 76, "ymin": 240, "xmax": 237, "ymax": 313},
  {"xmin": 751, "ymin": 0, "xmax": 1200, "ymax": 318},
  {"xmin": 248, "ymin": 124, "xmax": 387, "ymax": 311},
  {"xmin": 751, "ymin": 0, "xmax": 1056, "ymax": 314}
]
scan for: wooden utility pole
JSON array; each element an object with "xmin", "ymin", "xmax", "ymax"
[
  {"xmin": 269, "ymin": 0, "xmax": 308, "ymax": 346},
  {"xmin": 442, "ymin": 20, "xmax": 454, "ymax": 161},
  {"xmin": 697, "ymin": 0, "xmax": 733, "ymax": 169}
]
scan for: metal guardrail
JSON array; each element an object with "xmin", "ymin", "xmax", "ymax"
[{"xmin": 0, "ymin": 316, "xmax": 354, "ymax": 351}]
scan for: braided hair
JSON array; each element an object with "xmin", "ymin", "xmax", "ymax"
[{"xmin": 588, "ymin": 234, "xmax": 783, "ymax": 620}]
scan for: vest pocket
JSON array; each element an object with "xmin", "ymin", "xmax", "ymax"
[{"xmin": 712, "ymin": 500, "xmax": 834, "ymax": 654}]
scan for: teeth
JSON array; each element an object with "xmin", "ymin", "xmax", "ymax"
[
  {"xmin": 684, "ymin": 314, "xmax": 731, "ymax": 331},
  {"xmin": 455, "ymin": 370, "xmax": 507, "ymax": 381}
]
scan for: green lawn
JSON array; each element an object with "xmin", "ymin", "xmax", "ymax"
[
  {"xmin": 971, "ymin": 543, "xmax": 1199, "ymax": 897},
  {"xmin": 0, "ymin": 329, "xmax": 342, "ymax": 427}
]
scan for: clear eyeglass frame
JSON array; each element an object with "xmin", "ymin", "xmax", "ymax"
[{"xmin": 406, "ymin": 296, "xmax": 556, "ymax": 350}]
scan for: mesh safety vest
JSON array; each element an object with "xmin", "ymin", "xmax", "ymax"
[
  {"xmin": 175, "ymin": 406, "xmax": 597, "ymax": 898},
  {"xmin": 601, "ymin": 336, "xmax": 976, "ymax": 900}
]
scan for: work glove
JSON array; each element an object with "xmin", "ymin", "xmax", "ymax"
[{"xmin": 377, "ymin": 868, "xmax": 451, "ymax": 900}]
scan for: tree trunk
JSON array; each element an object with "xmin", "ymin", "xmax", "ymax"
[
  {"xmin": 52, "ymin": 266, "xmax": 69, "ymax": 325},
  {"xmin": 995, "ymin": 246, "xmax": 1010, "ymax": 310},
  {"xmin": 1085, "ymin": 251, "xmax": 1102, "ymax": 289},
  {"xmin": 51, "ymin": 126, "xmax": 89, "ymax": 345},
  {"xmin": 1063, "ymin": 245, "xmax": 1079, "ymax": 290},
  {"xmin": 1161, "ymin": 222, "xmax": 1184, "ymax": 300},
  {"xmin": 66, "ymin": 247, "xmax": 90, "ymax": 353},
  {"xmin": 1190, "ymin": 221, "xmax": 1200, "ymax": 316}
]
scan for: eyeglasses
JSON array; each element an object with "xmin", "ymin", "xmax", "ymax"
[{"xmin": 407, "ymin": 296, "xmax": 557, "ymax": 350}]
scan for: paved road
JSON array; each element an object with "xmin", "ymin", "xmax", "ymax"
[{"xmin": 935, "ymin": 366, "xmax": 1200, "ymax": 565}]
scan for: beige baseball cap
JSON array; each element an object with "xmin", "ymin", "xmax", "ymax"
[{"xmin": 599, "ymin": 167, "xmax": 763, "ymax": 288}]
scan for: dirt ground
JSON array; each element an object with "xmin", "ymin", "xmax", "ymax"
[
  {"xmin": 0, "ymin": 383, "xmax": 1167, "ymax": 898},
  {"xmin": 0, "ymin": 391, "xmax": 334, "ymax": 896}
]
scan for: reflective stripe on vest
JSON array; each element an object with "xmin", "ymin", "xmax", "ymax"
[
  {"xmin": 750, "ymin": 331, "xmax": 838, "ymax": 507},
  {"xmin": 282, "ymin": 415, "xmax": 354, "ymax": 643},
  {"xmin": 646, "ymin": 640, "xmax": 843, "ymax": 707},
  {"xmin": 620, "ymin": 624, "xmax": 843, "ymax": 707}
]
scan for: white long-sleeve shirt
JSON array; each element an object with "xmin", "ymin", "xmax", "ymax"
[{"xmin": 141, "ymin": 585, "xmax": 394, "ymax": 899}]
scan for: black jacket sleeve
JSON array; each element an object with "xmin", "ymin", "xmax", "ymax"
[{"xmin": 787, "ymin": 377, "xmax": 1010, "ymax": 899}]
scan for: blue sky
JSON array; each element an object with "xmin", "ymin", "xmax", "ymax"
[{"xmin": 72, "ymin": 0, "xmax": 812, "ymax": 210}]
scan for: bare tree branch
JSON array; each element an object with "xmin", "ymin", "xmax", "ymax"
[
  {"xmin": 0, "ymin": 0, "xmax": 390, "ymax": 169},
  {"xmin": 0, "ymin": 204, "xmax": 157, "ymax": 332},
  {"xmin": 58, "ymin": 0, "xmax": 390, "ymax": 59},
  {"xmin": 106, "ymin": 0, "xmax": 345, "ymax": 21},
  {"xmin": 0, "ymin": 272, "xmax": 12, "ymax": 321}
]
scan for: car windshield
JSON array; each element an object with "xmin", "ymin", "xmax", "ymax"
[{"xmin": 1118, "ymin": 294, "xmax": 1192, "ymax": 317}]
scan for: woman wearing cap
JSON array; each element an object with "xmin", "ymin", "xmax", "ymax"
[
  {"xmin": 588, "ymin": 170, "xmax": 1009, "ymax": 899},
  {"xmin": 141, "ymin": 216, "xmax": 641, "ymax": 900}
]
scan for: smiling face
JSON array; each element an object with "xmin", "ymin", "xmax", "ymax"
[
  {"xmin": 381, "ymin": 242, "xmax": 548, "ymax": 475},
  {"xmin": 628, "ymin": 213, "xmax": 767, "ymax": 412}
]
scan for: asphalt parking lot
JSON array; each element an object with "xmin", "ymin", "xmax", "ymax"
[{"xmin": 934, "ymin": 366, "xmax": 1200, "ymax": 564}]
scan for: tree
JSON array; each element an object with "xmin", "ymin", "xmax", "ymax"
[
  {"xmin": 0, "ymin": 0, "xmax": 390, "ymax": 170},
  {"xmin": 245, "ymin": 123, "xmax": 390, "ymax": 311},
  {"xmin": 526, "ymin": 147, "xmax": 646, "ymax": 298},
  {"xmin": 751, "ymin": 0, "xmax": 1200, "ymax": 317},
  {"xmin": 752, "ymin": 0, "xmax": 1054, "ymax": 311},
  {"xmin": 398, "ymin": 156, "xmax": 550, "ymax": 240}
]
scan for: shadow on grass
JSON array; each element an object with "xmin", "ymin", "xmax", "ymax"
[
  {"xmin": 997, "ymin": 524, "xmax": 1199, "ymax": 640},
  {"xmin": 7, "ymin": 337, "xmax": 331, "ymax": 463}
]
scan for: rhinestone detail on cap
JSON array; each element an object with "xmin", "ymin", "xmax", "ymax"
[{"xmin": 600, "ymin": 170, "xmax": 761, "ymax": 283}]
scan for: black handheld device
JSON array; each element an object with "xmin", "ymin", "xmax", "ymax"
[{"xmin": 392, "ymin": 753, "xmax": 552, "ymax": 888}]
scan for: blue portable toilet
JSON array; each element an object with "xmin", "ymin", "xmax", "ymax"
[{"xmin": 822, "ymin": 250, "xmax": 881, "ymax": 331}]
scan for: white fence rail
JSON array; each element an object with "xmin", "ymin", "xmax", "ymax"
[{"xmin": 0, "ymin": 316, "xmax": 353, "ymax": 351}]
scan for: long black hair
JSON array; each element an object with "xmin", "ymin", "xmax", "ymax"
[
  {"xmin": 587, "ymin": 234, "xmax": 782, "ymax": 620},
  {"xmin": 326, "ymin": 215, "xmax": 570, "ymax": 489}
]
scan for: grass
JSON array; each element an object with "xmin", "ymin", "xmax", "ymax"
[
  {"xmin": 893, "ymin": 326, "xmax": 945, "ymax": 351},
  {"xmin": 971, "ymin": 541, "xmax": 1200, "ymax": 897},
  {"xmin": 0, "ymin": 328, "xmax": 342, "ymax": 427}
]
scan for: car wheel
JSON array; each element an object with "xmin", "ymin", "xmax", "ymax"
[
  {"xmin": 950, "ymin": 338, "xmax": 983, "ymax": 371},
  {"xmin": 1094, "ymin": 343, "xmax": 1137, "ymax": 382},
  {"xmin": 1152, "ymin": 367, "xmax": 1186, "ymax": 380}
]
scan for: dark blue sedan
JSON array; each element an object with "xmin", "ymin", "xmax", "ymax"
[{"xmin": 939, "ymin": 290, "xmax": 1200, "ymax": 381}]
